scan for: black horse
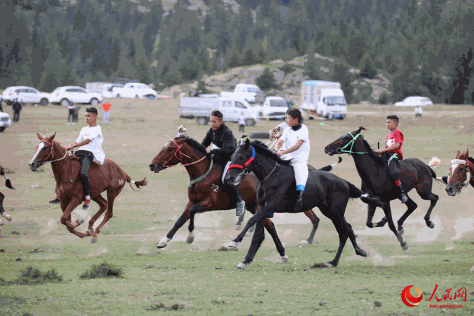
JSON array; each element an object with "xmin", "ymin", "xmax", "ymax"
[
  {"xmin": 224, "ymin": 139, "xmax": 384, "ymax": 269},
  {"xmin": 325, "ymin": 127, "xmax": 441, "ymax": 249},
  {"xmin": 0, "ymin": 166, "xmax": 14, "ymax": 224}
]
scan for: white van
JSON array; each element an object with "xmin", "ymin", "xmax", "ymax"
[
  {"xmin": 179, "ymin": 95, "xmax": 259, "ymax": 126},
  {"xmin": 254, "ymin": 96, "xmax": 289, "ymax": 120},
  {"xmin": 220, "ymin": 84, "xmax": 265, "ymax": 104},
  {"xmin": 300, "ymin": 81, "xmax": 347, "ymax": 120}
]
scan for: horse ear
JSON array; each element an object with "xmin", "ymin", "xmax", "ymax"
[
  {"xmin": 355, "ymin": 126, "xmax": 366, "ymax": 134},
  {"xmin": 37, "ymin": 133, "xmax": 44, "ymax": 140},
  {"xmin": 244, "ymin": 138, "xmax": 250, "ymax": 149},
  {"xmin": 467, "ymin": 148, "xmax": 469, "ymax": 156},
  {"xmin": 50, "ymin": 133, "xmax": 56, "ymax": 141},
  {"xmin": 457, "ymin": 150, "xmax": 460, "ymax": 157}
]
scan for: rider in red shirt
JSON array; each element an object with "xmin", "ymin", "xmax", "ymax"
[{"xmin": 375, "ymin": 115, "xmax": 408, "ymax": 203}]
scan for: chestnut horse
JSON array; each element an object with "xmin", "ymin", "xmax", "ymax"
[
  {"xmin": 445, "ymin": 149, "xmax": 474, "ymax": 196},
  {"xmin": 28, "ymin": 133, "xmax": 148, "ymax": 242},
  {"xmin": 148, "ymin": 133, "xmax": 331, "ymax": 256},
  {"xmin": 0, "ymin": 165, "xmax": 14, "ymax": 226}
]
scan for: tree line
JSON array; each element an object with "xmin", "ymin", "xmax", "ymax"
[{"xmin": 1, "ymin": 0, "xmax": 473, "ymax": 104}]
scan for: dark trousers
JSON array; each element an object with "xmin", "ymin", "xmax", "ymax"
[
  {"xmin": 0, "ymin": 103, "xmax": 3, "ymax": 112},
  {"xmin": 13, "ymin": 111, "xmax": 20, "ymax": 122},
  {"xmin": 68, "ymin": 109, "xmax": 75, "ymax": 122},
  {"xmin": 239, "ymin": 124, "xmax": 245, "ymax": 132},
  {"xmin": 75, "ymin": 150, "xmax": 94, "ymax": 197},
  {"xmin": 384, "ymin": 153, "xmax": 400, "ymax": 182}
]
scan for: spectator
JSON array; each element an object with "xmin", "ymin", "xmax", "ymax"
[
  {"xmin": 238, "ymin": 112, "xmax": 245, "ymax": 133},
  {"xmin": 102, "ymin": 100, "xmax": 111, "ymax": 124},
  {"xmin": 12, "ymin": 98, "xmax": 22, "ymax": 122},
  {"xmin": 0, "ymin": 96, "xmax": 3, "ymax": 112},
  {"xmin": 73, "ymin": 103, "xmax": 80, "ymax": 123},
  {"xmin": 415, "ymin": 106, "xmax": 423, "ymax": 118},
  {"xmin": 68, "ymin": 101, "xmax": 76, "ymax": 125}
]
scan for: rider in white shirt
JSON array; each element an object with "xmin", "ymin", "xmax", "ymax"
[
  {"xmin": 274, "ymin": 109, "xmax": 310, "ymax": 211},
  {"xmin": 65, "ymin": 107, "xmax": 105, "ymax": 210}
]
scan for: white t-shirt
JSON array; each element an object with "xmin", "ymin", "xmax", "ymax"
[
  {"xmin": 280, "ymin": 124, "xmax": 310, "ymax": 161},
  {"xmin": 76, "ymin": 125, "xmax": 105, "ymax": 165},
  {"xmin": 238, "ymin": 116, "xmax": 245, "ymax": 125}
]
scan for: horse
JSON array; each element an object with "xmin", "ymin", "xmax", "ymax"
[
  {"xmin": 148, "ymin": 128, "xmax": 338, "ymax": 253},
  {"xmin": 28, "ymin": 133, "xmax": 148, "ymax": 242},
  {"xmin": 445, "ymin": 149, "xmax": 474, "ymax": 196},
  {"xmin": 324, "ymin": 126, "xmax": 442, "ymax": 250},
  {"xmin": 0, "ymin": 165, "xmax": 14, "ymax": 226},
  {"xmin": 224, "ymin": 138, "xmax": 384, "ymax": 269}
]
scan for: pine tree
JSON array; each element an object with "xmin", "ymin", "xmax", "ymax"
[
  {"xmin": 303, "ymin": 39, "xmax": 320, "ymax": 80},
  {"xmin": 255, "ymin": 68, "xmax": 279, "ymax": 91},
  {"xmin": 332, "ymin": 59, "xmax": 354, "ymax": 104},
  {"xmin": 359, "ymin": 53, "xmax": 377, "ymax": 79},
  {"xmin": 136, "ymin": 57, "xmax": 150, "ymax": 84}
]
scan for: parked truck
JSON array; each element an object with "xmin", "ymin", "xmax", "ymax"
[
  {"xmin": 220, "ymin": 84, "xmax": 265, "ymax": 104},
  {"xmin": 254, "ymin": 96, "xmax": 290, "ymax": 120},
  {"xmin": 300, "ymin": 81, "xmax": 347, "ymax": 120},
  {"xmin": 113, "ymin": 83, "xmax": 157, "ymax": 99},
  {"xmin": 179, "ymin": 95, "xmax": 259, "ymax": 126}
]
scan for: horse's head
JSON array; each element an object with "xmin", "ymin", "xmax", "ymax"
[
  {"xmin": 226, "ymin": 137, "xmax": 254, "ymax": 186},
  {"xmin": 28, "ymin": 133, "xmax": 58, "ymax": 171},
  {"xmin": 149, "ymin": 137, "xmax": 190, "ymax": 173},
  {"xmin": 446, "ymin": 149, "xmax": 471, "ymax": 196},
  {"xmin": 325, "ymin": 127, "xmax": 367, "ymax": 156}
]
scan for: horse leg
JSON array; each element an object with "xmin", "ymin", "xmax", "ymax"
[
  {"xmin": 227, "ymin": 206, "xmax": 275, "ymax": 248},
  {"xmin": 90, "ymin": 192, "xmax": 116, "ymax": 243},
  {"xmin": 395, "ymin": 197, "xmax": 417, "ymax": 235},
  {"xmin": 302, "ymin": 209, "xmax": 320, "ymax": 244},
  {"xmin": 156, "ymin": 201, "xmax": 192, "ymax": 248},
  {"xmin": 60, "ymin": 198, "xmax": 89, "ymax": 238},
  {"xmin": 366, "ymin": 204, "xmax": 377, "ymax": 228},
  {"xmin": 235, "ymin": 212, "xmax": 245, "ymax": 230},
  {"xmin": 262, "ymin": 217, "xmax": 287, "ymax": 262},
  {"xmin": 381, "ymin": 203, "xmax": 408, "ymax": 251},
  {"xmin": 346, "ymin": 221, "xmax": 367, "ymax": 257},
  {"xmin": 325, "ymin": 216, "xmax": 349, "ymax": 268},
  {"xmin": 237, "ymin": 218, "xmax": 266, "ymax": 269},
  {"xmin": 88, "ymin": 195, "xmax": 108, "ymax": 242},
  {"xmin": 0, "ymin": 191, "xmax": 11, "ymax": 222},
  {"xmin": 187, "ymin": 203, "xmax": 204, "ymax": 244},
  {"xmin": 417, "ymin": 189, "xmax": 439, "ymax": 229}
]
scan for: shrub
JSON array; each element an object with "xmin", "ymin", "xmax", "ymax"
[
  {"xmin": 255, "ymin": 68, "xmax": 279, "ymax": 91},
  {"xmin": 378, "ymin": 91, "xmax": 389, "ymax": 105},
  {"xmin": 0, "ymin": 267, "xmax": 63, "ymax": 285},
  {"xmin": 80, "ymin": 262, "xmax": 122, "ymax": 279}
]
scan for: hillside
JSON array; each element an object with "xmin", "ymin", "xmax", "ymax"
[{"xmin": 160, "ymin": 53, "xmax": 392, "ymax": 105}]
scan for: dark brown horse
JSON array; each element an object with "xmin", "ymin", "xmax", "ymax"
[
  {"xmin": 445, "ymin": 149, "xmax": 474, "ymax": 196},
  {"xmin": 325, "ymin": 127, "xmax": 441, "ymax": 251},
  {"xmin": 28, "ymin": 133, "xmax": 148, "ymax": 242},
  {"xmin": 148, "ymin": 133, "xmax": 329, "ymax": 257},
  {"xmin": 0, "ymin": 165, "xmax": 14, "ymax": 226}
]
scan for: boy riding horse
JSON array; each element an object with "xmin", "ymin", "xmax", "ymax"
[
  {"xmin": 375, "ymin": 115, "xmax": 408, "ymax": 203},
  {"xmin": 201, "ymin": 110, "xmax": 245, "ymax": 216}
]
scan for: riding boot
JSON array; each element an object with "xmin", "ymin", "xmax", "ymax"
[{"xmin": 295, "ymin": 190, "xmax": 304, "ymax": 212}]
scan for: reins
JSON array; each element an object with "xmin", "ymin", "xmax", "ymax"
[
  {"xmin": 162, "ymin": 139, "xmax": 207, "ymax": 169},
  {"xmin": 228, "ymin": 145, "xmax": 280, "ymax": 184},
  {"xmin": 337, "ymin": 132, "xmax": 369, "ymax": 156}
]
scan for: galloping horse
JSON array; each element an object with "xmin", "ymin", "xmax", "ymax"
[
  {"xmin": 325, "ymin": 127, "xmax": 441, "ymax": 251},
  {"xmin": 225, "ymin": 139, "xmax": 384, "ymax": 269},
  {"xmin": 0, "ymin": 165, "xmax": 14, "ymax": 226},
  {"xmin": 445, "ymin": 149, "xmax": 474, "ymax": 196},
  {"xmin": 148, "ymin": 128, "xmax": 336, "ymax": 254},
  {"xmin": 28, "ymin": 133, "xmax": 148, "ymax": 242}
]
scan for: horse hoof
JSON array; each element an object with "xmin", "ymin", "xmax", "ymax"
[
  {"xmin": 401, "ymin": 243, "xmax": 409, "ymax": 251},
  {"xmin": 227, "ymin": 241, "xmax": 238, "ymax": 248},
  {"xmin": 235, "ymin": 224, "xmax": 242, "ymax": 230},
  {"xmin": 77, "ymin": 219, "xmax": 84, "ymax": 225},
  {"xmin": 3, "ymin": 214, "xmax": 12, "ymax": 222},
  {"xmin": 91, "ymin": 237, "xmax": 98, "ymax": 244},
  {"xmin": 355, "ymin": 247, "xmax": 368, "ymax": 257},
  {"xmin": 398, "ymin": 228, "xmax": 405, "ymax": 235},
  {"xmin": 0, "ymin": 220, "xmax": 4, "ymax": 227},
  {"xmin": 300, "ymin": 240, "xmax": 309, "ymax": 245},
  {"xmin": 87, "ymin": 229, "xmax": 94, "ymax": 236},
  {"xmin": 236, "ymin": 262, "xmax": 246, "ymax": 270},
  {"xmin": 186, "ymin": 237, "xmax": 194, "ymax": 244},
  {"xmin": 280, "ymin": 255, "xmax": 288, "ymax": 263},
  {"xmin": 156, "ymin": 243, "xmax": 167, "ymax": 249},
  {"xmin": 244, "ymin": 232, "xmax": 251, "ymax": 237},
  {"xmin": 428, "ymin": 222, "xmax": 435, "ymax": 229}
]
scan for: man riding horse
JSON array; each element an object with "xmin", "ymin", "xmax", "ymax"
[
  {"xmin": 0, "ymin": 165, "xmax": 14, "ymax": 226},
  {"xmin": 201, "ymin": 110, "xmax": 245, "ymax": 217}
]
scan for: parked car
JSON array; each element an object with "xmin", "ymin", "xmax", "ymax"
[
  {"xmin": 0, "ymin": 112, "xmax": 12, "ymax": 132},
  {"xmin": 49, "ymin": 86, "xmax": 102, "ymax": 106},
  {"xmin": 102, "ymin": 83, "xmax": 124, "ymax": 98},
  {"xmin": 113, "ymin": 83, "xmax": 157, "ymax": 99},
  {"xmin": 2, "ymin": 86, "xmax": 50, "ymax": 106},
  {"xmin": 395, "ymin": 96, "xmax": 433, "ymax": 106}
]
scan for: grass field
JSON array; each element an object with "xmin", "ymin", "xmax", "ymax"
[{"xmin": 0, "ymin": 100, "xmax": 473, "ymax": 315}]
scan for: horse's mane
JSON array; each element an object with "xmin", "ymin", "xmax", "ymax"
[
  {"xmin": 359, "ymin": 135, "xmax": 385, "ymax": 166},
  {"xmin": 468, "ymin": 157, "xmax": 474, "ymax": 165},
  {"xmin": 177, "ymin": 136, "xmax": 207, "ymax": 156},
  {"xmin": 250, "ymin": 140, "xmax": 291, "ymax": 165}
]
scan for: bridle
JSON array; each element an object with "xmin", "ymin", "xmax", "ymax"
[
  {"xmin": 35, "ymin": 140, "xmax": 68, "ymax": 167},
  {"xmin": 159, "ymin": 139, "xmax": 206, "ymax": 169},
  {"xmin": 228, "ymin": 145, "xmax": 279, "ymax": 184},
  {"xmin": 336, "ymin": 132, "xmax": 368, "ymax": 156},
  {"xmin": 450, "ymin": 158, "xmax": 471, "ymax": 189}
]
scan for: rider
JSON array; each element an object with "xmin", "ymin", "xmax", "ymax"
[
  {"xmin": 275, "ymin": 109, "xmax": 310, "ymax": 212},
  {"xmin": 201, "ymin": 110, "xmax": 245, "ymax": 217},
  {"xmin": 375, "ymin": 115, "xmax": 408, "ymax": 203},
  {"xmin": 65, "ymin": 107, "xmax": 105, "ymax": 210}
]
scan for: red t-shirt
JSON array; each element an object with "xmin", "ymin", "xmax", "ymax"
[
  {"xmin": 386, "ymin": 129, "xmax": 404, "ymax": 160},
  {"xmin": 102, "ymin": 103, "xmax": 111, "ymax": 111}
]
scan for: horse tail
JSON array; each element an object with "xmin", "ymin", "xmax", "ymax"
[
  {"xmin": 317, "ymin": 157, "xmax": 342, "ymax": 172},
  {"xmin": 428, "ymin": 166, "xmax": 437, "ymax": 179},
  {"xmin": 428, "ymin": 165, "xmax": 448, "ymax": 184},
  {"xmin": 344, "ymin": 179, "xmax": 385, "ymax": 208},
  {"xmin": 128, "ymin": 177, "xmax": 148, "ymax": 191}
]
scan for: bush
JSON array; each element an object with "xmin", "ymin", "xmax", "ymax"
[
  {"xmin": 255, "ymin": 68, "xmax": 279, "ymax": 91},
  {"xmin": 378, "ymin": 91, "xmax": 390, "ymax": 105},
  {"xmin": 0, "ymin": 266, "xmax": 63, "ymax": 285},
  {"xmin": 359, "ymin": 54, "xmax": 377, "ymax": 79},
  {"xmin": 279, "ymin": 63, "xmax": 297, "ymax": 78},
  {"xmin": 80, "ymin": 262, "xmax": 122, "ymax": 279},
  {"xmin": 196, "ymin": 78, "xmax": 211, "ymax": 94},
  {"xmin": 359, "ymin": 85, "xmax": 373, "ymax": 101}
]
